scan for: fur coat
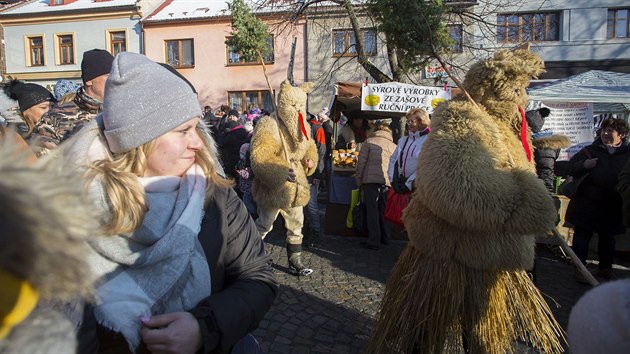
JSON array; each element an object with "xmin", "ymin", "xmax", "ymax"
[
  {"xmin": 369, "ymin": 49, "xmax": 563, "ymax": 354},
  {"xmin": 0, "ymin": 142, "xmax": 96, "ymax": 353},
  {"xmin": 403, "ymin": 52, "xmax": 557, "ymax": 271},
  {"xmin": 250, "ymin": 81, "xmax": 317, "ymax": 209}
]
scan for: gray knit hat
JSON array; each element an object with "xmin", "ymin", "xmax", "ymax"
[{"xmin": 102, "ymin": 52, "xmax": 201, "ymax": 154}]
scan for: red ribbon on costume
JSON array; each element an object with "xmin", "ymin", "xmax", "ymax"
[
  {"xmin": 299, "ymin": 112, "xmax": 309, "ymax": 140},
  {"xmin": 518, "ymin": 105, "xmax": 532, "ymax": 162}
]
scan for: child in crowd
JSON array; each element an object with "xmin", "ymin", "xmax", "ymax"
[{"xmin": 236, "ymin": 143, "xmax": 257, "ymax": 218}]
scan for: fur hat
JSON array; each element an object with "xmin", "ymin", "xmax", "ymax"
[
  {"xmin": 3, "ymin": 80, "xmax": 55, "ymax": 112},
  {"xmin": 81, "ymin": 49, "xmax": 114, "ymax": 83},
  {"xmin": 102, "ymin": 52, "xmax": 201, "ymax": 154},
  {"xmin": 568, "ymin": 279, "xmax": 630, "ymax": 354},
  {"xmin": 53, "ymin": 79, "xmax": 80, "ymax": 101},
  {"xmin": 525, "ymin": 107, "xmax": 552, "ymax": 133}
]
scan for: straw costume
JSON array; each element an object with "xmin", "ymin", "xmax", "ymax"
[
  {"xmin": 250, "ymin": 79, "xmax": 318, "ymax": 275},
  {"xmin": 368, "ymin": 49, "xmax": 565, "ymax": 354}
]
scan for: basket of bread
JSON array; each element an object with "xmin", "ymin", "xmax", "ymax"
[{"xmin": 332, "ymin": 149, "xmax": 359, "ymax": 170}]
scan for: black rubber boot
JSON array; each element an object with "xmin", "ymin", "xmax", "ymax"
[
  {"xmin": 303, "ymin": 228, "xmax": 320, "ymax": 248},
  {"xmin": 287, "ymin": 243, "xmax": 313, "ymax": 276}
]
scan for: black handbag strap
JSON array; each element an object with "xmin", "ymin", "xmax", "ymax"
[{"xmin": 397, "ymin": 137, "xmax": 411, "ymax": 176}]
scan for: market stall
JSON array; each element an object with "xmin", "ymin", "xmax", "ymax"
[
  {"xmin": 526, "ymin": 70, "xmax": 630, "ymax": 248},
  {"xmin": 324, "ymin": 81, "xmax": 452, "ymax": 237}
]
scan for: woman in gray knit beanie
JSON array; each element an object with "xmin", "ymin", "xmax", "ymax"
[{"xmin": 61, "ymin": 52, "xmax": 277, "ymax": 354}]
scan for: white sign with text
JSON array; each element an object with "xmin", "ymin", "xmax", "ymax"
[
  {"xmin": 540, "ymin": 102, "xmax": 594, "ymax": 161},
  {"xmin": 361, "ymin": 82, "xmax": 451, "ymax": 114}
]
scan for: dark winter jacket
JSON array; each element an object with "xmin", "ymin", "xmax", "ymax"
[
  {"xmin": 29, "ymin": 86, "xmax": 101, "ymax": 156},
  {"xmin": 217, "ymin": 123, "xmax": 249, "ymax": 179},
  {"xmin": 565, "ymin": 138, "xmax": 630, "ymax": 234},
  {"xmin": 308, "ymin": 118, "xmax": 326, "ymax": 182},
  {"xmin": 532, "ymin": 134, "xmax": 571, "ymax": 192},
  {"xmin": 80, "ymin": 187, "xmax": 278, "ymax": 354},
  {"xmin": 526, "ymin": 107, "xmax": 570, "ymax": 192},
  {"xmin": 321, "ymin": 120, "xmax": 334, "ymax": 157}
]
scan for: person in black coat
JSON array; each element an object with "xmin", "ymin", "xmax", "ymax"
[
  {"xmin": 217, "ymin": 119, "xmax": 250, "ymax": 182},
  {"xmin": 526, "ymin": 107, "xmax": 571, "ymax": 192},
  {"xmin": 317, "ymin": 110, "xmax": 334, "ymax": 191},
  {"xmin": 565, "ymin": 117, "xmax": 630, "ymax": 281}
]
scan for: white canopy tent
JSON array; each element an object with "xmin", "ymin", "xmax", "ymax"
[{"xmin": 528, "ymin": 70, "xmax": 630, "ymax": 120}]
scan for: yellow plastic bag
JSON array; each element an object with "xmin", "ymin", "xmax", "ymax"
[{"xmin": 346, "ymin": 188, "xmax": 361, "ymax": 228}]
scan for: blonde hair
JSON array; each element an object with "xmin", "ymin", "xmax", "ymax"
[
  {"xmin": 58, "ymin": 91, "xmax": 76, "ymax": 104},
  {"xmin": 87, "ymin": 127, "xmax": 231, "ymax": 234},
  {"xmin": 371, "ymin": 121, "xmax": 392, "ymax": 134},
  {"xmin": 403, "ymin": 108, "xmax": 431, "ymax": 136},
  {"xmin": 406, "ymin": 108, "xmax": 430, "ymax": 127}
]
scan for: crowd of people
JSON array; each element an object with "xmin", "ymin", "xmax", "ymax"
[{"xmin": 1, "ymin": 48, "xmax": 629, "ymax": 353}]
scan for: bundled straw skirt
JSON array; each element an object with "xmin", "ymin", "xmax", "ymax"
[{"xmin": 367, "ymin": 245, "xmax": 565, "ymax": 354}]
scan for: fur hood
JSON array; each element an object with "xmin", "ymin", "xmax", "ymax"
[
  {"xmin": 0, "ymin": 139, "xmax": 96, "ymax": 301},
  {"xmin": 250, "ymin": 81, "xmax": 318, "ymax": 209},
  {"xmin": 533, "ymin": 134, "xmax": 571, "ymax": 150},
  {"xmin": 275, "ymin": 80, "xmax": 313, "ymax": 145},
  {"xmin": 462, "ymin": 50, "xmax": 545, "ymax": 134}
]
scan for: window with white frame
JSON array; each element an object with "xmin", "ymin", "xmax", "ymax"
[
  {"xmin": 607, "ymin": 8, "xmax": 629, "ymax": 38},
  {"xmin": 165, "ymin": 39, "xmax": 194, "ymax": 68},
  {"xmin": 228, "ymin": 90, "xmax": 274, "ymax": 113},
  {"xmin": 227, "ymin": 36, "xmax": 274, "ymax": 65},
  {"xmin": 496, "ymin": 12, "xmax": 559, "ymax": 43},
  {"xmin": 332, "ymin": 28, "xmax": 377, "ymax": 57},
  {"xmin": 108, "ymin": 31, "xmax": 126, "ymax": 56},
  {"xmin": 56, "ymin": 34, "xmax": 74, "ymax": 65},
  {"xmin": 27, "ymin": 36, "xmax": 45, "ymax": 66}
]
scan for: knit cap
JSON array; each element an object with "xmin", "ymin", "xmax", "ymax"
[
  {"xmin": 3, "ymin": 80, "xmax": 55, "ymax": 112},
  {"xmin": 227, "ymin": 109, "xmax": 240, "ymax": 118},
  {"xmin": 53, "ymin": 79, "xmax": 80, "ymax": 101},
  {"xmin": 317, "ymin": 108, "xmax": 330, "ymax": 122},
  {"xmin": 568, "ymin": 279, "xmax": 630, "ymax": 354},
  {"xmin": 81, "ymin": 49, "xmax": 114, "ymax": 83},
  {"xmin": 102, "ymin": 52, "xmax": 201, "ymax": 154}
]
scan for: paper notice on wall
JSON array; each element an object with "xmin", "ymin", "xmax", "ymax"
[
  {"xmin": 361, "ymin": 82, "xmax": 451, "ymax": 114},
  {"xmin": 540, "ymin": 102, "xmax": 594, "ymax": 161}
]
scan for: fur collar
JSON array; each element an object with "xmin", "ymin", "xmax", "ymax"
[{"xmin": 532, "ymin": 134, "xmax": 571, "ymax": 150}]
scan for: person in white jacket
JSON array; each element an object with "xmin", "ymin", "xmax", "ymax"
[{"xmin": 388, "ymin": 108, "xmax": 431, "ymax": 193}]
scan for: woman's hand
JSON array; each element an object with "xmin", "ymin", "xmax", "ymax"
[
  {"xmin": 583, "ymin": 157, "xmax": 598, "ymax": 169},
  {"xmin": 141, "ymin": 312, "xmax": 202, "ymax": 354}
]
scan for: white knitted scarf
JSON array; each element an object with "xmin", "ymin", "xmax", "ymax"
[{"xmin": 89, "ymin": 164, "xmax": 211, "ymax": 352}]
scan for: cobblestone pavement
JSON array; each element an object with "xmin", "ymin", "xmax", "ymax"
[{"xmin": 252, "ymin": 205, "xmax": 630, "ymax": 353}]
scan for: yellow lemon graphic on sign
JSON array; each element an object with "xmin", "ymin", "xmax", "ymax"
[
  {"xmin": 364, "ymin": 94, "xmax": 380, "ymax": 107},
  {"xmin": 431, "ymin": 98, "xmax": 445, "ymax": 108}
]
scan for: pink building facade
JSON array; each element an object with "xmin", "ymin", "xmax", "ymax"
[{"xmin": 143, "ymin": 5, "xmax": 305, "ymax": 114}]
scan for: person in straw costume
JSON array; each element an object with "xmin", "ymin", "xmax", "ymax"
[{"xmin": 367, "ymin": 49, "xmax": 565, "ymax": 353}]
